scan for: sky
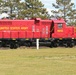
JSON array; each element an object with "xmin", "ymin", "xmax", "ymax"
[{"xmin": 40, "ymin": 0, "xmax": 76, "ymax": 15}]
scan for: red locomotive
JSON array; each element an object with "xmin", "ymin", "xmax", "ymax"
[{"xmin": 0, "ymin": 18, "xmax": 75, "ymax": 48}]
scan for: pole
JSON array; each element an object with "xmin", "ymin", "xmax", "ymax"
[{"xmin": 36, "ymin": 39, "xmax": 39, "ymax": 50}]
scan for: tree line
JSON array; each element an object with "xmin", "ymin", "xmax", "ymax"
[
  {"xmin": 0, "ymin": 0, "xmax": 76, "ymax": 25},
  {"xmin": 0, "ymin": 0, "xmax": 50, "ymax": 19}
]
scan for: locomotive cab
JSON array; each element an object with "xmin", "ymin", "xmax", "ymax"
[
  {"xmin": 52, "ymin": 18, "xmax": 66, "ymax": 38},
  {"xmin": 51, "ymin": 18, "xmax": 74, "ymax": 47},
  {"xmin": 52, "ymin": 18, "xmax": 73, "ymax": 39}
]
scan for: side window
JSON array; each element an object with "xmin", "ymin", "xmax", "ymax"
[{"xmin": 58, "ymin": 23, "xmax": 63, "ymax": 29}]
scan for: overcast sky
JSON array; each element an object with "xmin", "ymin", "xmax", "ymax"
[{"xmin": 40, "ymin": 0, "xmax": 76, "ymax": 15}]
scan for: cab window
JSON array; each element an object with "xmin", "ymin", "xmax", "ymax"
[{"xmin": 58, "ymin": 23, "xmax": 63, "ymax": 29}]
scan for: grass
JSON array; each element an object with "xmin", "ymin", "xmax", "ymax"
[{"xmin": 0, "ymin": 48, "xmax": 76, "ymax": 75}]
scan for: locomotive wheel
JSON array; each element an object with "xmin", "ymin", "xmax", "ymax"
[
  {"xmin": 25, "ymin": 42, "xmax": 32, "ymax": 47},
  {"xmin": 10, "ymin": 44, "xmax": 18, "ymax": 49},
  {"xmin": 69, "ymin": 43, "xmax": 74, "ymax": 48},
  {"xmin": 13, "ymin": 44, "xmax": 18, "ymax": 49},
  {"xmin": 10, "ymin": 41, "xmax": 18, "ymax": 49},
  {"xmin": 64, "ymin": 43, "xmax": 68, "ymax": 48},
  {"xmin": 53, "ymin": 43, "xmax": 58, "ymax": 47},
  {"xmin": 50, "ymin": 42, "xmax": 58, "ymax": 47},
  {"xmin": 50, "ymin": 44, "xmax": 53, "ymax": 48},
  {"xmin": 10, "ymin": 44, "xmax": 14, "ymax": 49}
]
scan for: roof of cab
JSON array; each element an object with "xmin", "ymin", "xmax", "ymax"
[{"xmin": 52, "ymin": 18, "xmax": 65, "ymax": 23}]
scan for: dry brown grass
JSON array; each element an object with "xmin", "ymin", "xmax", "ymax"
[{"xmin": 0, "ymin": 48, "xmax": 76, "ymax": 75}]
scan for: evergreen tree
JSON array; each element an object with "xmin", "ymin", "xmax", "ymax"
[
  {"xmin": 51, "ymin": 0, "xmax": 76, "ymax": 25},
  {"xmin": 1, "ymin": 0, "xmax": 22, "ymax": 19},
  {"xmin": 24, "ymin": 0, "xmax": 50, "ymax": 19},
  {"xmin": 0, "ymin": 0, "xmax": 3, "ymax": 13}
]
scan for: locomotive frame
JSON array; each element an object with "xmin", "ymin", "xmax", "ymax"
[{"xmin": 0, "ymin": 18, "xmax": 76, "ymax": 49}]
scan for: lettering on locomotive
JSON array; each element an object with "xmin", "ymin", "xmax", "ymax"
[
  {"xmin": 57, "ymin": 29, "xmax": 63, "ymax": 32},
  {"xmin": 0, "ymin": 27, "xmax": 28, "ymax": 30},
  {"xmin": 10, "ymin": 27, "xmax": 20, "ymax": 30},
  {"xmin": 0, "ymin": 27, "xmax": 9, "ymax": 30}
]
